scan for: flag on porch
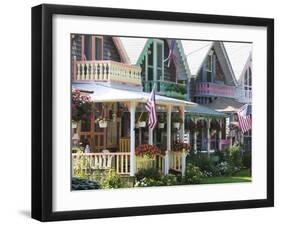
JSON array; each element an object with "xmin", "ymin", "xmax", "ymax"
[
  {"xmin": 164, "ymin": 39, "xmax": 176, "ymax": 67},
  {"xmin": 145, "ymin": 84, "xmax": 157, "ymax": 130},
  {"xmin": 237, "ymin": 104, "xmax": 252, "ymax": 133}
]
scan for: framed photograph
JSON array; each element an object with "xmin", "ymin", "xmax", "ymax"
[{"xmin": 32, "ymin": 4, "xmax": 274, "ymax": 221}]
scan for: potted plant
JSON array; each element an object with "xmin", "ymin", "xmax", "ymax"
[
  {"xmin": 172, "ymin": 114, "xmax": 183, "ymax": 129},
  {"xmin": 136, "ymin": 112, "xmax": 147, "ymax": 128},
  {"xmin": 158, "ymin": 114, "xmax": 166, "ymax": 129},
  {"xmin": 135, "ymin": 144, "xmax": 161, "ymax": 170},
  {"xmin": 172, "ymin": 141, "xmax": 190, "ymax": 152}
]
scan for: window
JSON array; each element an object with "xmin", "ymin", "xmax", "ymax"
[
  {"xmin": 81, "ymin": 35, "xmax": 103, "ymax": 61},
  {"xmin": 94, "ymin": 37, "xmax": 103, "ymax": 60},
  {"xmin": 145, "ymin": 40, "xmax": 164, "ymax": 82}
]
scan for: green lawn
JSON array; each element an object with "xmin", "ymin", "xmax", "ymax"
[{"xmin": 200, "ymin": 169, "xmax": 252, "ymax": 184}]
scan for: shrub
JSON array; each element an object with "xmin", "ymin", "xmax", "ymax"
[
  {"xmin": 72, "ymin": 177, "xmax": 100, "ymax": 190},
  {"xmin": 242, "ymin": 152, "xmax": 252, "ymax": 169},
  {"xmin": 135, "ymin": 177, "xmax": 163, "ymax": 187},
  {"xmin": 212, "ymin": 150, "xmax": 226, "ymax": 163},
  {"xmin": 216, "ymin": 161, "xmax": 236, "ymax": 176},
  {"xmin": 227, "ymin": 145, "xmax": 243, "ymax": 169},
  {"xmin": 161, "ymin": 174, "xmax": 178, "ymax": 186},
  {"xmin": 101, "ymin": 170, "xmax": 123, "ymax": 189},
  {"xmin": 135, "ymin": 168, "xmax": 161, "ymax": 181},
  {"xmin": 189, "ymin": 154, "xmax": 220, "ymax": 177},
  {"xmin": 183, "ymin": 163, "xmax": 203, "ymax": 184}
]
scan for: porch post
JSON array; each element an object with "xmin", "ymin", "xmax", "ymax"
[
  {"xmin": 218, "ymin": 119, "xmax": 222, "ymax": 151},
  {"xmin": 207, "ymin": 118, "xmax": 211, "ymax": 155},
  {"xmin": 165, "ymin": 105, "xmax": 172, "ymax": 175},
  {"xmin": 180, "ymin": 105, "xmax": 186, "ymax": 176},
  {"xmin": 180, "ymin": 106, "xmax": 185, "ymax": 141},
  {"xmin": 193, "ymin": 118, "xmax": 197, "ymax": 152},
  {"xmin": 148, "ymin": 128, "xmax": 153, "ymax": 145},
  {"xmin": 129, "ymin": 101, "xmax": 136, "ymax": 176}
]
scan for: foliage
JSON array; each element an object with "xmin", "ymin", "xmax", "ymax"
[
  {"xmin": 135, "ymin": 144, "xmax": 161, "ymax": 157},
  {"xmin": 136, "ymin": 112, "xmax": 148, "ymax": 122},
  {"xmin": 182, "ymin": 163, "xmax": 203, "ymax": 184},
  {"xmin": 226, "ymin": 145, "xmax": 243, "ymax": 169},
  {"xmin": 242, "ymin": 152, "xmax": 252, "ymax": 169},
  {"xmin": 134, "ymin": 177, "xmax": 163, "ymax": 187},
  {"xmin": 172, "ymin": 142, "xmax": 190, "ymax": 152},
  {"xmin": 135, "ymin": 168, "xmax": 161, "ymax": 181},
  {"xmin": 216, "ymin": 161, "xmax": 237, "ymax": 176},
  {"xmin": 163, "ymin": 82, "xmax": 187, "ymax": 95},
  {"xmin": 72, "ymin": 89, "xmax": 92, "ymax": 123},
  {"xmin": 172, "ymin": 114, "xmax": 183, "ymax": 123},
  {"xmin": 158, "ymin": 114, "xmax": 166, "ymax": 123},
  {"xmin": 187, "ymin": 153, "xmax": 220, "ymax": 177},
  {"xmin": 134, "ymin": 173, "xmax": 178, "ymax": 187},
  {"xmin": 160, "ymin": 174, "xmax": 178, "ymax": 186},
  {"xmin": 72, "ymin": 177, "xmax": 100, "ymax": 190},
  {"xmin": 100, "ymin": 170, "xmax": 124, "ymax": 189}
]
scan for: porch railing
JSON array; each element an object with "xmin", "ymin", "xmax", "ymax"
[
  {"xmin": 170, "ymin": 151, "xmax": 182, "ymax": 172},
  {"xmin": 194, "ymin": 82, "xmax": 235, "ymax": 98},
  {"xmin": 144, "ymin": 80, "xmax": 187, "ymax": 100},
  {"xmin": 72, "ymin": 152, "xmax": 131, "ymax": 175},
  {"xmin": 74, "ymin": 60, "xmax": 142, "ymax": 86}
]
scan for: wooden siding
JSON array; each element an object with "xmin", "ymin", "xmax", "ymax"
[
  {"xmin": 103, "ymin": 36, "xmax": 121, "ymax": 62},
  {"xmin": 71, "ymin": 34, "xmax": 121, "ymax": 62}
]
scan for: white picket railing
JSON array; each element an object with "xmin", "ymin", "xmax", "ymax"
[
  {"xmin": 74, "ymin": 60, "xmax": 142, "ymax": 85},
  {"xmin": 72, "ymin": 152, "xmax": 131, "ymax": 175},
  {"xmin": 170, "ymin": 151, "xmax": 182, "ymax": 172}
]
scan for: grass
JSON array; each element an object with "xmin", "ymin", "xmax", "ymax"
[{"xmin": 200, "ymin": 169, "xmax": 252, "ymax": 184}]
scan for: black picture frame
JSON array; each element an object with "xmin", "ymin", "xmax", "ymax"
[{"xmin": 31, "ymin": 4, "xmax": 274, "ymax": 222}]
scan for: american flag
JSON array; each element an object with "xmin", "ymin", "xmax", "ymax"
[
  {"xmin": 237, "ymin": 104, "xmax": 252, "ymax": 133},
  {"xmin": 164, "ymin": 39, "xmax": 176, "ymax": 67},
  {"xmin": 145, "ymin": 85, "xmax": 157, "ymax": 130}
]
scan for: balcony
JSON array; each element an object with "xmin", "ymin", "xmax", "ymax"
[
  {"xmin": 74, "ymin": 60, "xmax": 142, "ymax": 86},
  {"xmin": 144, "ymin": 80, "xmax": 187, "ymax": 100},
  {"xmin": 193, "ymin": 82, "xmax": 235, "ymax": 98}
]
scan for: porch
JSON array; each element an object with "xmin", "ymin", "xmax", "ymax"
[{"xmin": 72, "ymin": 82, "xmax": 192, "ymax": 177}]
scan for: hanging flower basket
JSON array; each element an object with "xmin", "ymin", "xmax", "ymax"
[
  {"xmin": 173, "ymin": 122, "xmax": 180, "ymax": 129},
  {"xmin": 98, "ymin": 120, "xmax": 108, "ymax": 128},
  {"xmin": 135, "ymin": 144, "xmax": 161, "ymax": 158},
  {"xmin": 158, "ymin": 122, "xmax": 165, "ymax": 129},
  {"xmin": 138, "ymin": 121, "xmax": 146, "ymax": 128},
  {"xmin": 172, "ymin": 142, "xmax": 190, "ymax": 152}
]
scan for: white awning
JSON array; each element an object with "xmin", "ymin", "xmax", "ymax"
[{"xmin": 72, "ymin": 82, "xmax": 195, "ymax": 106}]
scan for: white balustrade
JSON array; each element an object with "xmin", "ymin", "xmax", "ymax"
[
  {"xmin": 74, "ymin": 60, "xmax": 142, "ymax": 85},
  {"xmin": 170, "ymin": 151, "xmax": 182, "ymax": 172},
  {"xmin": 72, "ymin": 152, "xmax": 131, "ymax": 175}
]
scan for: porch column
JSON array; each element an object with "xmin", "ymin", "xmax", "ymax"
[
  {"xmin": 148, "ymin": 128, "xmax": 153, "ymax": 145},
  {"xmin": 180, "ymin": 105, "xmax": 186, "ymax": 177},
  {"xmin": 207, "ymin": 118, "xmax": 211, "ymax": 155},
  {"xmin": 193, "ymin": 118, "xmax": 197, "ymax": 152},
  {"xmin": 129, "ymin": 101, "xmax": 136, "ymax": 176},
  {"xmin": 218, "ymin": 119, "xmax": 222, "ymax": 151},
  {"xmin": 165, "ymin": 105, "xmax": 172, "ymax": 174},
  {"xmin": 180, "ymin": 106, "xmax": 185, "ymax": 141}
]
